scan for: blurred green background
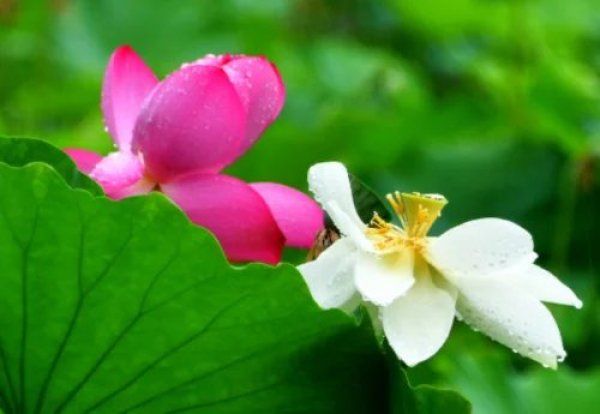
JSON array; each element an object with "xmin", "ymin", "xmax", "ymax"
[{"xmin": 1, "ymin": 0, "xmax": 599, "ymax": 412}]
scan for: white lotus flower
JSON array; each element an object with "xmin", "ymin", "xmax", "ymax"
[{"xmin": 298, "ymin": 162, "xmax": 582, "ymax": 368}]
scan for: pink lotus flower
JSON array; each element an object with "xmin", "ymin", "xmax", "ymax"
[{"xmin": 66, "ymin": 46, "xmax": 323, "ymax": 264}]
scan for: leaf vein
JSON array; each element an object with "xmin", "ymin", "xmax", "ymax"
[{"xmin": 83, "ymin": 294, "xmax": 250, "ymax": 413}]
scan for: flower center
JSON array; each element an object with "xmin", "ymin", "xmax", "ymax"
[{"xmin": 365, "ymin": 192, "xmax": 447, "ymax": 255}]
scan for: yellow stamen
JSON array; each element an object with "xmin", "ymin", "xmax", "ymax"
[
  {"xmin": 393, "ymin": 192, "xmax": 447, "ymax": 237},
  {"xmin": 386, "ymin": 191, "xmax": 403, "ymax": 216},
  {"xmin": 365, "ymin": 191, "xmax": 447, "ymax": 254}
]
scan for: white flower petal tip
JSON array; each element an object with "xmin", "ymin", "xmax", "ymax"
[
  {"xmin": 382, "ymin": 276, "xmax": 456, "ymax": 367},
  {"xmin": 307, "ymin": 162, "xmax": 349, "ymax": 207},
  {"xmin": 297, "ymin": 238, "xmax": 358, "ymax": 310},
  {"xmin": 455, "ymin": 276, "xmax": 567, "ymax": 368},
  {"xmin": 355, "ymin": 251, "xmax": 415, "ymax": 307},
  {"xmin": 307, "ymin": 162, "xmax": 364, "ymax": 227},
  {"xmin": 504, "ymin": 265, "xmax": 583, "ymax": 309},
  {"xmin": 428, "ymin": 218, "xmax": 535, "ymax": 278}
]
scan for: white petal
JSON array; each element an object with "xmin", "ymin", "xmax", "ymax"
[
  {"xmin": 382, "ymin": 274, "xmax": 456, "ymax": 366},
  {"xmin": 454, "ymin": 275, "xmax": 565, "ymax": 368},
  {"xmin": 297, "ymin": 238, "xmax": 358, "ymax": 309},
  {"xmin": 427, "ymin": 218, "xmax": 536, "ymax": 279},
  {"xmin": 308, "ymin": 162, "xmax": 364, "ymax": 227},
  {"xmin": 355, "ymin": 250, "xmax": 415, "ymax": 306},
  {"xmin": 327, "ymin": 201, "xmax": 373, "ymax": 252},
  {"xmin": 503, "ymin": 264, "xmax": 582, "ymax": 308}
]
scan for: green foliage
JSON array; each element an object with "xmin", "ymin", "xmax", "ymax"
[
  {"xmin": 406, "ymin": 323, "xmax": 600, "ymax": 414},
  {"xmin": 0, "ymin": 137, "xmax": 101, "ymax": 195},
  {"xmin": 349, "ymin": 173, "xmax": 392, "ymax": 224},
  {"xmin": 391, "ymin": 363, "xmax": 471, "ymax": 414},
  {"xmin": 0, "ymin": 161, "xmax": 390, "ymax": 413},
  {"xmin": 514, "ymin": 367, "xmax": 600, "ymax": 414}
]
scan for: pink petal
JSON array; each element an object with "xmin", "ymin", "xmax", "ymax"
[
  {"xmin": 108, "ymin": 176, "xmax": 155, "ymax": 200},
  {"xmin": 132, "ymin": 65, "xmax": 246, "ymax": 182},
  {"xmin": 102, "ymin": 45, "xmax": 158, "ymax": 151},
  {"xmin": 223, "ymin": 57, "xmax": 285, "ymax": 154},
  {"xmin": 251, "ymin": 182, "xmax": 324, "ymax": 248},
  {"xmin": 90, "ymin": 151, "xmax": 155, "ymax": 200},
  {"xmin": 194, "ymin": 54, "xmax": 232, "ymax": 66},
  {"xmin": 195, "ymin": 55, "xmax": 286, "ymax": 157},
  {"xmin": 161, "ymin": 173, "xmax": 284, "ymax": 264},
  {"xmin": 64, "ymin": 148, "xmax": 103, "ymax": 174}
]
